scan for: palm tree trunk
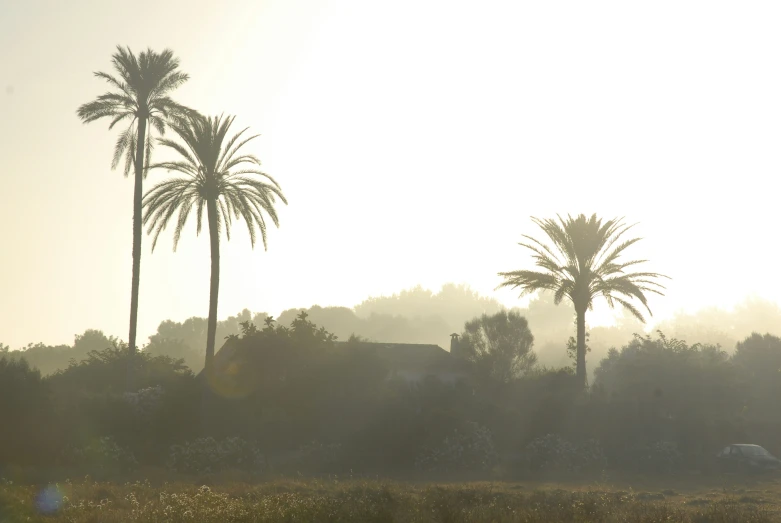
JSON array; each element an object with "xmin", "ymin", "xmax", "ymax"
[
  {"xmin": 126, "ymin": 115, "xmax": 147, "ymax": 392},
  {"xmin": 201, "ymin": 198, "xmax": 221, "ymax": 436},
  {"xmin": 128, "ymin": 116, "xmax": 147, "ymax": 355},
  {"xmin": 205, "ymin": 198, "xmax": 220, "ymax": 374},
  {"xmin": 576, "ymin": 307, "xmax": 587, "ymax": 389}
]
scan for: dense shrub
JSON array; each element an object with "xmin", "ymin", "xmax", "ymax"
[
  {"xmin": 523, "ymin": 433, "xmax": 576, "ymax": 471},
  {"xmin": 521, "ymin": 434, "xmax": 606, "ymax": 473},
  {"xmin": 123, "ymin": 385, "xmax": 165, "ymax": 419},
  {"xmin": 46, "ymin": 348, "xmax": 199, "ymax": 465},
  {"xmin": 167, "ymin": 437, "xmax": 265, "ymax": 475},
  {"xmin": 415, "ymin": 421, "xmax": 498, "ymax": 472},
  {"xmin": 0, "ymin": 356, "xmax": 56, "ymax": 466},
  {"xmin": 60, "ymin": 436, "xmax": 138, "ymax": 473},
  {"xmin": 633, "ymin": 441, "xmax": 682, "ymax": 474},
  {"xmin": 287, "ymin": 441, "xmax": 343, "ymax": 473}
]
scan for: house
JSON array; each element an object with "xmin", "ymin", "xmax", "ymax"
[
  {"xmin": 204, "ymin": 336, "xmax": 472, "ymax": 387},
  {"xmin": 335, "ymin": 341, "xmax": 472, "ymax": 385}
]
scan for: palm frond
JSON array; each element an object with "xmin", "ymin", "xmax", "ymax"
[
  {"xmin": 79, "ymin": 46, "xmax": 191, "ymax": 178},
  {"xmin": 111, "ymin": 125, "xmax": 131, "ymax": 170},
  {"xmin": 143, "ymin": 113, "xmax": 287, "ymax": 253},
  {"xmin": 499, "ymin": 213, "xmax": 668, "ymax": 317},
  {"xmin": 496, "ymin": 270, "xmax": 559, "ymax": 295}
]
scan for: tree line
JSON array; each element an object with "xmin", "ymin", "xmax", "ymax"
[{"xmin": 4, "ymin": 310, "xmax": 781, "ymax": 478}]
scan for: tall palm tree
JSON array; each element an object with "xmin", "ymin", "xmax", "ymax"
[
  {"xmin": 77, "ymin": 46, "xmax": 194, "ymax": 354},
  {"xmin": 142, "ymin": 114, "xmax": 287, "ymax": 376},
  {"xmin": 497, "ymin": 214, "xmax": 668, "ymax": 388}
]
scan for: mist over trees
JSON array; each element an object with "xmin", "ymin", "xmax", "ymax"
[
  {"xmin": 7, "ymin": 308, "xmax": 781, "ymax": 481},
  {"xmin": 5, "ymin": 286, "xmax": 781, "ymax": 380}
]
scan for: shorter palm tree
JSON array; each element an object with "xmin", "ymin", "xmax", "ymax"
[
  {"xmin": 142, "ymin": 114, "xmax": 287, "ymax": 376},
  {"xmin": 497, "ymin": 214, "xmax": 668, "ymax": 388}
]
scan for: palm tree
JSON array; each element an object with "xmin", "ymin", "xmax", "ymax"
[
  {"xmin": 497, "ymin": 214, "xmax": 668, "ymax": 388},
  {"xmin": 77, "ymin": 46, "xmax": 194, "ymax": 354},
  {"xmin": 142, "ymin": 114, "xmax": 287, "ymax": 376}
]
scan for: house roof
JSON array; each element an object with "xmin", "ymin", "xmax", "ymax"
[
  {"xmin": 201, "ymin": 338, "xmax": 471, "ymax": 380},
  {"xmin": 334, "ymin": 341, "xmax": 471, "ymax": 375}
]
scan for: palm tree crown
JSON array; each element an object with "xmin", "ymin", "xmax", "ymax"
[
  {"xmin": 142, "ymin": 114, "xmax": 287, "ymax": 250},
  {"xmin": 497, "ymin": 214, "xmax": 668, "ymax": 387},
  {"xmin": 77, "ymin": 46, "xmax": 194, "ymax": 175}
]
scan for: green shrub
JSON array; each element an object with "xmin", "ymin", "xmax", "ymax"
[
  {"xmin": 522, "ymin": 434, "xmax": 607, "ymax": 473},
  {"xmin": 288, "ymin": 441, "xmax": 343, "ymax": 473},
  {"xmin": 167, "ymin": 437, "xmax": 265, "ymax": 475},
  {"xmin": 60, "ymin": 436, "xmax": 138, "ymax": 473},
  {"xmin": 415, "ymin": 421, "xmax": 498, "ymax": 472}
]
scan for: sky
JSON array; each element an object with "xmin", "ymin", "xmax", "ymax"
[{"xmin": 2, "ymin": 0, "xmax": 781, "ymax": 349}]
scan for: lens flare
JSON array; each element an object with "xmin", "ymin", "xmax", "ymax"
[{"xmin": 35, "ymin": 484, "xmax": 64, "ymax": 514}]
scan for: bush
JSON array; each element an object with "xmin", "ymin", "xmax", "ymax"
[
  {"xmin": 167, "ymin": 437, "xmax": 265, "ymax": 475},
  {"xmin": 288, "ymin": 441, "xmax": 343, "ymax": 473},
  {"xmin": 415, "ymin": 421, "xmax": 498, "ymax": 473},
  {"xmin": 522, "ymin": 434, "xmax": 606, "ymax": 473},
  {"xmin": 122, "ymin": 385, "xmax": 164, "ymax": 419},
  {"xmin": 0, "ymin": 357, "xmax": 56, "ymax": 466},
  {"xmin": 60, "ymin": 436, "xmax": 138, "ymax": 473},
  {"xmin": 633, "ymin": 441, "xmax": 682, "ymax": 474},
  {"xmin": 523, "ymin": 434, "xmax": 576, "ymax": 472}
]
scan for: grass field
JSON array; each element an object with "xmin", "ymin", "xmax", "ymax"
[{"xmin": 2, "ymin": 472, "xmax": 781, "ymax": 522}]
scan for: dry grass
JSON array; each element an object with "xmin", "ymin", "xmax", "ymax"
[{"xmin": 2, "ymin": 473, "xmax": 781, "ymax": 522}]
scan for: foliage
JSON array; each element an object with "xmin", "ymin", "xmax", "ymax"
[
  {"xmin": 60, "ymin": 436, "xmax": 138, "ymax": 473},
  {"xmin": 0, "ymin": 356, "xmax": 56, "ymax": 466},
  {"xmin": 76, "ymin": 46, "xmax": 194, "ymax": 177},
  {"xmin": 415, "ymin": 421, "xmax": 499, "ymax": 473},
  {"xmin": 566, "ymin": 324, "xmax": 591, "ymax": 368},
  {"xmin": 45, "ymin": 347, "xmax": 198, "ymax": 465},
  {"xmin": 167, "ymin": 437, "xmax": 265, "ymax": 475},
  {"xmin": 4, "ymin": 330, "xmax": 118, "ymax": 377},
  {"xmin": 288, "ymin": 441, "xmax": 344, "ymax": 473},
  {"xmin": 458, "ymin": 309, "xmax": 537, "ymax": 382},
  {"xmin": 731, "ymin": 333, "xmax": 781, "ymax": 425},
  {"xmin": 123, "ymin": 385, "xmax": 165, "ymax": 419},
  {"xmin": 633, "ymin": 441, "xmax": 682, "ymax": 474},
  {"xmin": 47, "ymin": 345, "xmax": 192, "ymax": 396},
  {"xmin": 8, "ymin": 305, "xmax": 781, "ymax": 481},
  {"xmin": 522, "ymin": 434, "xmax": 606, "ymax": 473},
  {"xmin": 206, "ymin": 312, "xmax": 391, "ymax": 455},
  {"xmin": 591, "ymin": 331, "xmax": 744, "ymax": 468},
  {"xmin": 143, "ymin": 113, "xmax": 287, "ymax": 252}
]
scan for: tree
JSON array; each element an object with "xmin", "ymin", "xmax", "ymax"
[
  {"xmin": 142, "ymin": 114, "xmax": 287, "ymax": 377},
  {"xmin": 77, "ymin": 46, "xmax": 194, "ymax": 355},
  {"xmin": 591, "ymin": 331, "xmax": 743, "ymax": 460},
  {"xmin": 497, "ymin": 214, "xmax": 667, "ymax": 388},
  {"xmin": 0, "ymin": 356, "xmax": 55, "ymax": 466},
  {"xmin": 731, "ymin": 333, "xmax": 781, "ymax": 424},
  {"xmin": 457, "ymin": 310, "xmax": 537, "ymax": 383}
]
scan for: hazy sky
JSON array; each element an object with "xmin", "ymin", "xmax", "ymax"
[{"xmin": 2, "ymin": 1, "xmax": 780, "ymax": 349}]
